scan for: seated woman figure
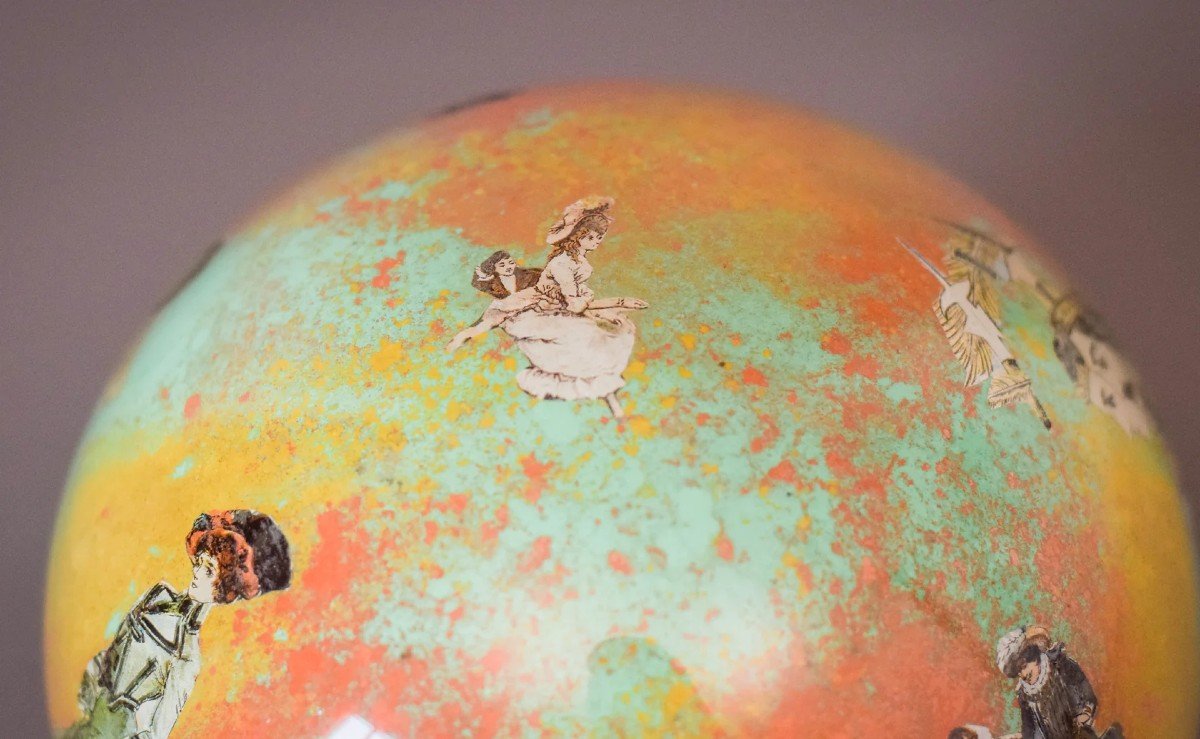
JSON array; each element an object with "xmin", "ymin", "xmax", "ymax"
[{"xmin": 446, "ymin": 196, "xmax": 647, "ymax": 418}]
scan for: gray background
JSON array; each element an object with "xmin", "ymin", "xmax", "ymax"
[{"xmin": 3, "ymin": 2, "xmax": 1198, "ymax": 735}]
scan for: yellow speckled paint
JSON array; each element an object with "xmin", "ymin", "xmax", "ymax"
[{"xmin": 45, "ymin": 82, "xmax": 1198, "ymax": 737}]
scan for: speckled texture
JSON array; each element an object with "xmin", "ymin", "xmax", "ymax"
[{"xmin": 44, "ymin": 82, "xmax": 1199, "ymax": 737}]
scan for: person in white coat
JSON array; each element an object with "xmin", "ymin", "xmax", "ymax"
[{"xmin": 66, "ymin": 510, "xmax": 291, "ymax": 739}]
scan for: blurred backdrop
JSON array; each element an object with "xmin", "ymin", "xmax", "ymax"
[{"xmin": 2, "ymin": 2, "xmax": 1198, "ymax": 735}]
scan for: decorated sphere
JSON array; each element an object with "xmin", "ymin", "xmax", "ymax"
[{"xmin": 45, "ymin": 82, "xmax": 1198, "ymax": 738}]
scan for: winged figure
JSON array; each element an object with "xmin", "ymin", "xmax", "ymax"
[
  {"xmin": 899, "ymin": 238, "xmax": 1050, "ymax": 428},
  {"xmin": 932, "ymin": 220, "xmax": 1151, "ymax": 436}
]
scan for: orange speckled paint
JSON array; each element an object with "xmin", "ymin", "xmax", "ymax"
[{"xmin": 45, "ymin": 82, "xmax": 1198, "ymax": 737}]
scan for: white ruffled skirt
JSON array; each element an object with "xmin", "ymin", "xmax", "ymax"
[{"xmin": 501, "ymin": 307, "xmax": 637, "ymax": 400}]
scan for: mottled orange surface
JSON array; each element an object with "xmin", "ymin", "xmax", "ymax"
[{"xmin": 46, "ymin": 82, "xmax": 1198, "ymax": 737}]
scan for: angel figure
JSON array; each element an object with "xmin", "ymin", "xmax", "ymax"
[
  {"xmin": 932, "ymin": 219, "xmax": 1151, "ymax": 436},
  {"xmin": 899, "ymin": 238, "xmax": 1050, "ymax": 428},
  {"xmin": 446, "ymin": 196, "xmax": 648, "ymax": 418},
  {"xmin": 66, "ymin": 510, "xmax": 291, "ymax": 739},
  {"xmin": 938, "ymin": 219, "xmax": 1019, "ymax": 319}
]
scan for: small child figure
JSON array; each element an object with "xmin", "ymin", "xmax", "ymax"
[
  {"xmin": 470, "ymin": 250, "xmax": 542, "ymax": 299},
  {"xmin": 446, "ymin": 250, "xmax": 548, "ymax": 352}
]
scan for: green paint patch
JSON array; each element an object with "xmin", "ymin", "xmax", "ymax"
[{"xmin": 171, "ymin": 456, "xmax": 194, "ymax": 479}]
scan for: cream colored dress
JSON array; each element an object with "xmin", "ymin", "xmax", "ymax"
[{"xmin": 487, "ymin": 252, "xmax": 638, "ymax": 400}]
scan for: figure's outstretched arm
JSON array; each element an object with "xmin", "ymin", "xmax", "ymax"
[
  {"xmin": 446, "ymin": 304, "xmax": 514, "ymax": 352},
  {"xmin": 447, "ymin": 292, "xmax": 546, "ymax": 352},
  {"xmin": 446, "ymin": 316, "xmax": 495, "ymax": 353}
]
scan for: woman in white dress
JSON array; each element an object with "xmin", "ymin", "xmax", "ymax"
[{"xmin": 446, "ymin": 196, "xmax": 647, "ymax": 418}]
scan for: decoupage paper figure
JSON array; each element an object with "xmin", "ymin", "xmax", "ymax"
[
  {"xmin": 447, "ymin": 196, "xmax": 648, "ymax": 418},
  {"xmin": 898, "ymin": 237, "xmax": 1050, "ymax": 428},
  {"xmin": 66, "ymin": 510, "xmax": 291, "ymax": 739}
]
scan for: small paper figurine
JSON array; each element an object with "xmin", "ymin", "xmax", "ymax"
[
  {"xmin": 1048, "ymin": 296, "xmax": 1151, "ymax": 435},
  {"xmin": 898, "ymin": 238, "xmax": 1050, "ymax": 428},
  {"xmin": 66, "ymin": 510, "xmax": 291, "ymax": 739},
  {"xmin": 932, "ymin": 220, "xmax": 1150, "ymax": 436},
  {"xmin": 470, "ymin": 250, "xmax": 542, "ymax": 299},
  {"xmin": 447, "ymin": 196, "xmax": 648, "ymax": 418},
  {"xmin": 994, "ymin": 626, "xmax": 1124, "ymax": 739}
]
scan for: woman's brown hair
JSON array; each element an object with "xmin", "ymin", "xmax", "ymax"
[
  {"xmin": 547, "ymin": 214, "xmax": 609, "ymax": 262},
  {"xmin": 186, "ymin": 510, "xmax": 291, "ymax": 603}
]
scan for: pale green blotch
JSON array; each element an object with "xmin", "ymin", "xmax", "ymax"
[{"xmin": 171, "ymin": 457, "xmax": 194, "ymax": 479}]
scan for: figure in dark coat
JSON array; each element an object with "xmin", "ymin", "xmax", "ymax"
[
  {"xmin": 471, "ymin": 250, "xmax": 541, "ymax": 299},
  {"xmin": 995, "ymin": 627, "xmax": 1124, "ymax": 739}
]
